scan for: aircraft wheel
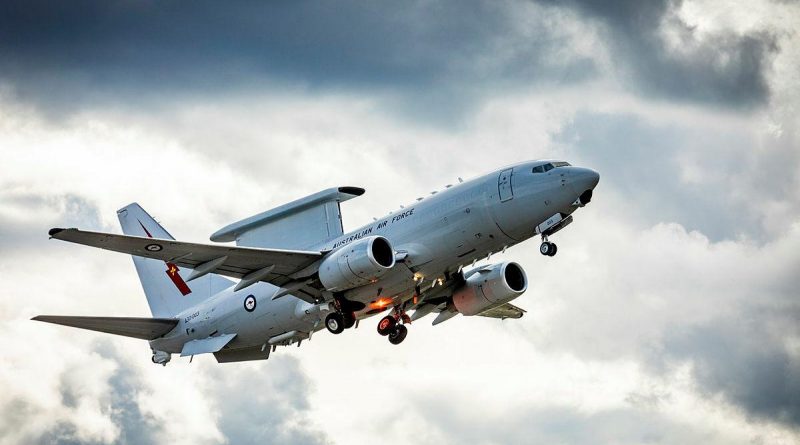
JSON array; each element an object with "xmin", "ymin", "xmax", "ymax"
[
  {"xmin": 325, "ymin": 312, "xmax": 345, "ymax": 334},
  {"xmin": 540, "ymin": 242, "xmax": 554, "ymax": 256},
  {"xmin": 343, "ymin": 312, "xmax": 356, "ymax": 329},
  {"xmin": 377, "ymin": 315, "xmax": 396, "ymax": 336},
  {"xmin": 388, "ymin": 324, "xmax": 408, "ymax": 345},
  {"xmin": 547, "ymin": 243, "xmax": 558, "ymax": 257}
]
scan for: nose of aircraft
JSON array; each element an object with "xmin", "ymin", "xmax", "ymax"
[{"xmin": 570, "ymin": 167, "xmax": 600, "ymax": 198}]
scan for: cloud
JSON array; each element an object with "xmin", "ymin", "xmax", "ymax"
[
  {"xmin": 556, "ymin": 110, "xmax": 800, "ymax": 241},
  {"xmin": 203, "ymin": 357, "xmax": 330, "ymax": 445},
  {"xmin": 1, "ymin": 2, "xmax": 799, "ymax": 442},
  {"xmin": 664, "ymin": 314, "xmax": 800, "ymax": 427},
  {"xmin": 547, "ymin": 0, "xmax": 780, "ymax": 107},
  {"xmin": 0, "ymin": 0, "xmax": 597, "ymax": 122},
  {"xmin": 0, "ymin": 0, "xmax": 785, "ymax": 123}
]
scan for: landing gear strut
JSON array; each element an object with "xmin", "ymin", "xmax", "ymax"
[
  {"xmin": 540, "ymin": 235, "xmax": 557, "ymax": 257},
  {"xmin": 325, "ymin": 296, "xmax": 360, "ymax": 335},
  {"xmin": 377, "ymin": 306, "xmax": 411, "ymax": 345}
]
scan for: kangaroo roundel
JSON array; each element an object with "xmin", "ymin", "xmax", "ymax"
[{"xmin": 244, "ymin": 295, "xmax": 257, "ymax": 312}]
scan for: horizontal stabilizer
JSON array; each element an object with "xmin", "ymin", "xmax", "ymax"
[
  {"xmin": 181, "ymin": 333, "xmax": 237, "ymax": 357},
  {"xmin": 32, "ymin": 315, "xmax": 178, "ymax": 340}
]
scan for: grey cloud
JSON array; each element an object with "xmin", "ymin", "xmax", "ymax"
[
  {"xmin": 556, "ymin": 112, "xmax": 800, "ymax": 241},
  {"xmin": 203, "ymin": 356, "xmax": 330, "ymax": 445},
  {"xmin": 0, "ymin": 0, "xmax": 594, "ymax": 121},
  {"xmin": 546, "ymin": 0, "xmax": 779, "ymax": 107},
  {"xmin": 557, "ymin": 111, "xmax": 775, "ymax": 240},
  {"xmin": 0, "ymin": 0, "xmax": 778, "ymax": 119},
  {"xmin": 661, "ymin": 310, "xmax": 800, "ymax": 427},
  {"xmin": 91, "ymin": 340, "xmax": 168, "ymax": 445},
  {"xmin": 0, "ymin": 190, "xmax": 103, "ymax": 252},
  {"xmin": 405, "ymin": 395, "xmax": 756, "ymax": 445},
  {"xmin": 0, "ymin": 337, "xmax": 329, "ymax": 445}
]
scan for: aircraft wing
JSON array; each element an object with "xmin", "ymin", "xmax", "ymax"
[
  {"xmin": 48, "ymin": 228, "xmax": 323, "ymax": 288},
  {"xmin": 476, "ymin": 303, "xmax": 526, "ymax": 320},
  {"xmin": 32, "ymin": 315, "xmax": 178, "ymax": 340}
]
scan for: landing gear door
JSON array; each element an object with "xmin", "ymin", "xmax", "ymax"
[{"xmin": 498, "ymin": 168, "xmax": 514, "ymax": 202}]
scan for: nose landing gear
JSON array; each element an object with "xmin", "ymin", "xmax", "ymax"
[
  {"xmin": 539, "ymin": 235, "xmax": 558, "ymax": 257},
  {"xmin": 377, "ymin": 307, "xmax": 411, "ymax": 345}
]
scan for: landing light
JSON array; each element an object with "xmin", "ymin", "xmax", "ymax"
[{"xmin": 370, "ymin": 298, "xmax": 393, "ymax": 309}]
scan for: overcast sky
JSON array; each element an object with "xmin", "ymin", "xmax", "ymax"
[{"xmin": 1, "ymin": 1, "xmax": 799, "ymax": 444}]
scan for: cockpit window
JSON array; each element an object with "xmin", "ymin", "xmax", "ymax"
[{"xmin": 532, "ymin": 161, "xmax": 571, "ymax": 173}]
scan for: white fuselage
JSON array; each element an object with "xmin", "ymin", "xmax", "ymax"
[{"xmin": 150, "ymin": 161, "xmax": 599, "ymax": 353}]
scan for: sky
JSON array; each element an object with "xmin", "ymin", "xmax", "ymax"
[{"xmin": 0, "ymin": 1, "xmax": 798, "ymax": 444}]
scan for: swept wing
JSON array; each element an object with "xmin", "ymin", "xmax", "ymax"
[{"xmin": 48, "ymin": 228, "xmax": 323, "ymax": 290}]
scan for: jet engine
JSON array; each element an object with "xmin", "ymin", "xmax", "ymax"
[
  {"xmin": 151, "ymin": 350, "xmax": 171, "ymax": 366},
  {"xmin": 452, "ymin": 261, "xmax": 528, "ymax": 316},
  {"xmin": 318, "ymin": 236, "xmax": 396, "ymax": 292}
]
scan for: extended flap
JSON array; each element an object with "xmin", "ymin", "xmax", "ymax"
[{"xmin": 210, "ymin": 187, "xmax": 364, "ymax": 249}]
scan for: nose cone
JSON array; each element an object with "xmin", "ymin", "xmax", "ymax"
[{"xmin": 572, "ymin": 167, "xmax": 600, "ymax": 193}]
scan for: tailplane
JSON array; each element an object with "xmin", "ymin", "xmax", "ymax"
[
  {"xmin": 117, "ymin": 203, "xmax": 233, "ymax": 317},
  {"xmin": 32, "ymin": 315, "xmax": 177, "ymax": 340}
]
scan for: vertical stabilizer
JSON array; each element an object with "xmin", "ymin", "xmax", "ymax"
[{"xmin": 117, "ymin": 203, "xmax": 233, "ymax": 317}]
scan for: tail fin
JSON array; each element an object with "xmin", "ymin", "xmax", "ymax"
[{"xmin": 117, "ymin": 203, "xmax": 233, "ymax": 317}]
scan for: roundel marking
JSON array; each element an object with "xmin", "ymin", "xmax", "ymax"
[
  {"xmin": 244, "ymin": 294, "xmax": 257, "ymax": 312},
  {"xmin": 145, "ymin": 243, "xmax": 163, "ymax": 252}
]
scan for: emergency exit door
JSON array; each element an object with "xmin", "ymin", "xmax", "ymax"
[{"xmin": 498, "ymin": 168, "xmax": 514, "ymax": 202}]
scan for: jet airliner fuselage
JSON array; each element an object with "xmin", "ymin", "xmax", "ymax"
[{"xmin": 37, "ymin": 160, "xmax": 599, "ymax": 364}]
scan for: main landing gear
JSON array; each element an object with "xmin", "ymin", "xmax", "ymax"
[
  {"xmin": 325, "ymin": 298, "xmax": 358, "ymax": 335},
  {"xmin": 539, "ymin": 235, "xmax": 557, "ymax": 257},
  {"xmin": 325, "ymin": 311, "xmax": 356, "ymax": 334},
  {"xmin": 377, "ymin": 308, "xmax": 411, "ymax": 345}
]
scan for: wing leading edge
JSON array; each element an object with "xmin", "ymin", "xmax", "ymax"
[{"xmin": 48, "ymin": 228, "xmax": 323, "ymax": 290}]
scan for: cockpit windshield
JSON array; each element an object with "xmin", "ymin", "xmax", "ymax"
[{"xmin": 532, "ymin": 161, "xmax": 570, "ymax": 173}]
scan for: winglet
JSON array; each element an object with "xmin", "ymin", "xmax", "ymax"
[{"xmin": 48, "ymin": 227, "xmax": 65, "ymax": 237}]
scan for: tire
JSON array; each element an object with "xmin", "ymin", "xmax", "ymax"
[
  {"xmin": 539, "ymin": 242, "xmax": 551, "ymax": 256},
  {"xmin": 343, "ymin": 312, "xmax": 356, "ymax": 329},
  {"xmin": 548, "ymin": 243, "xmax": 558, "ymax": 257},
  {"xmin": 377, "ymin": 315, "xmax": 396, "ymax": 336},
  {"xmin": 325, "ymin": 312, "xmax": 345, "ymax": 334},
  {"xmin": 388, "ymin": 324, "xmax": 408, "ymax": 345}
]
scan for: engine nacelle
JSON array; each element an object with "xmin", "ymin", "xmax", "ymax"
[
  {"xmin": 318, "ymin": 236, "xmax": 395, "ymax": 292},
  {"xmin": 452, "ymin": 261, "xmax": 528, "ymax": 316},
  {"xmin": 151, "ymin": 350, "xmax": 171, "ymax": 366}
]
